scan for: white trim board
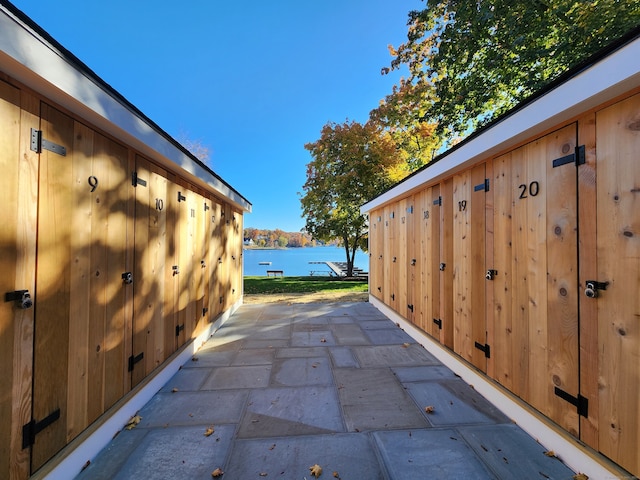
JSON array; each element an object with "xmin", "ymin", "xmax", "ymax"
[
  {"xmin": 368, "ymin": 295, "xmax": 627, "ymax": 480},
  {"xmin": 361, "ymin": 35, "xmax": 640, "ymax": 213}
]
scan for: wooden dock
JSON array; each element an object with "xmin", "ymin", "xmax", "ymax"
[{"xmin": 309, "ymin": 261, "xmax": 368, "ymax": 278}]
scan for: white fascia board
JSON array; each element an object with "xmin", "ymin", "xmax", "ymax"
[
  {"xmin": 0, "ymin": 6, "xmax": 251, "ymax": 213},
  {"xmin": 361, "ymin": 35, "xmax": 640, "ymax": 213}
]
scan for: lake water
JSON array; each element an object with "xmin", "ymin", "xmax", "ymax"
[{"xmin": 243, "ymin": 246, "xmax": 369, "ymax": 277}]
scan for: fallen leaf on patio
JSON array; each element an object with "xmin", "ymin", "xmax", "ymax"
[
  {"xmin": 259, "ymin": 473, "xmax": 268, "ymax": 477},
  {"xmin": 320, "ymin": 337, "xmax": 327, "ymax": 343},
  {"xmin": 124, "ymin": 415, "xmax": 142, "ymax": 430},
  {"xmin": 402, "ymin": 343, "xmax": 410, "ymax": 348},
  {"xmin": 309, "ymin": 464, "xmax": 322, "ymax": 477},
  {"xmin": 192, "ymin": 356, "xmax": 199, "ymax": 362},
  {"xmin": 269, "ymin": 444, "xmax": 276, "ymax": 450},
  {"xmin": 211, "ymin": 467, "xmax": 224, "ymax": 477},
  {"xmin": 171, "ymin": 388, "xmax": 179, "ymax": 393},
  {"xmin": 573, "ymin": 474, "xmax": 588, "ymax": 480},
  {"xmin": 204, "ymin": 426, "xmax": 215, "ymax": 436},
  {"xmin": 544, "ymin": 450, "xmax": 556, "ymax": 458},
  {"xmin": 333, "ymin": 472, "xmax": 341, "ymax": 479},
  {"xmin": 424, "ymin": 406, "xmax": 435, "ymax": 414}
]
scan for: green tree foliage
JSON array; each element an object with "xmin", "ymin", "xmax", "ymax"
[
  {"xmin": 300, "ymin": 120, "xmax": 405, "ymax": 276},
  {"xmin": 369, "ymin": 79, "xmax": 442, "ymax": 171},
  {"xmin": 386, "ymin": 0, "xmax": 640, "ymax": 139}
]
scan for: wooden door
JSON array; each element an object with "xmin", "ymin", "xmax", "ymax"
[
  {"xmin": 132, "ymin": 156, "xmax": 168, "ymax": 384},
  {"xmin": 229, "ymin": 209, "xmax": 242, "ymax": 306},
  {"xmin": 386, "ymin": 203, "xmax": 400, "ymax": 311},
  {"xmin": 398, "ymin": 197, "xmax": 409, "ymax": 319},
  {"xmin": 491, "ymin": 124, "xmax": 580, "ymax": 436},
  {"xmin": 164, "ymin": 176, "xmax": 181, "ymax": 353},
  {"xmin": 32, "ymin": 104, "xmax": 132, "ymax": 470},
  {"xmin": 594, "ymin": 93, "xmax": 640, "ymax": 474},
  {"xmin": 173, "ymin": 182, "xmax": 194, "ymax": 346},
  {"xmin": 369, "ymin": 209, "xmax": 384, "ymax": 301},
  {"xmin": 201, "ymin": 195, "xmax": 212, "ymax": 326},
  {"xmin": 405, "ymin": 196, "xmax": 418, "ymax": 325},
  {"xmin": 425, "ymin": 185, "xmax": 441, "ymax": 338},
  {"xmin": 221, "ymin": 203, "xmax": 232, "ymax": 310},
  {"xmin": 0, "ymin": 80, "xmax": 38, "ymax": 480},
  {"xmin": 209, "ymin": 200, "xmax": 223, "ymax": 317},
  {"xmin": 439, "ymin": 179, "xmax": 454, "ymax": 349},
  {"xmin": 193, "ymin": 191, "xmax": 207, "ymax": 335},
  {"xmin": 453, "ymin": 163, "xmax": 488, "ymax": 371}
]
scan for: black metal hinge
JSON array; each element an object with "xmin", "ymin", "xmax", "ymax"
[
  {"xmin": 175, "ymin": 324, "xmax": 185, "ymax": 337},
  {"xmin": 178, "ymin": 191, "xmax": 186, "ymax": 202},
  {"xmin": 552, "ymin": 145, "xmax": 585, "ymax": 168},
  {"xmin": 433, "ymin": 196, "xmax": 442, "ymax": 206},
  {"xmin": 407, "ymin": 304, "xmax": 414, "ymax": 312},
  {"xmin": 131, "ymin": 171, "xmax": 147, "ymax": 187},
  {"xmin": 554, "ymin": 387, "xmax": 588, "ymax": 417},
  {"xmin": 22, "ymin": 408, "xmax": 61, "ymax": 449},
  {"xmin": 433, "ymin": 318, "xmax": 442, "ymax": 330},
  {"xmin": 474, "ymin": 178, "xmax": 490, "ymax": 192},
  {"xmin": 30, "ymin": 128, "xmax": 66, "ymax": 156},
  {"xmin": 128, "ymin": 352, "xmax": 144, "ymax": 372},
  {"xmin": 474, "ymin": 342, "xmax": 491, "ymax": 358}
]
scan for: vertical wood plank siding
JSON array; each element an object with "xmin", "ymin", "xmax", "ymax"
[
  {"xmin": 366, "ymin": 91, "xmax": 640, "ymax": 477},
  {"xmin": 0, "ymin": 76, "xmax": 246, "ymax": 478}
]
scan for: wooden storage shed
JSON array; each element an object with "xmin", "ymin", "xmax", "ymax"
[
  {"xmin": 362, "ymin": 31, "xmax": 640, "ymax": 478},
  {"xmin": 0, "ymin": 3, "xmax": 251, "ymax": 478}
]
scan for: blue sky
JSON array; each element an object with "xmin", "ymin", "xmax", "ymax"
[{"xmin": 10, "ymin": 0, "xmax": 420, "ymax": 232}]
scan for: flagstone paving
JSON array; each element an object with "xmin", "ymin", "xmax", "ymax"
[{"xmin": 77, "ymin": 302, "xmax": 576, "ymax": 480}]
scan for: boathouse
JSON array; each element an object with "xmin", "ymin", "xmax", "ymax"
[
  {"xmin": 0, "ymin": 2, "xmax": 250, "ymax": 478},
  {"xmin": 362, "ymin": 30, "xmax": 640, "ymax": 478}
]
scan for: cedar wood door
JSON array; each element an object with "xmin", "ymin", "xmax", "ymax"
[
  {"xmin": 491, "ymin": 124, "xmax": 580, "ymax": 436},
  {"xmin": 453, "ymin": 163, "xmax": 488, "ymax": 372},
  {"xmin": 593, "ymin": 93, "xmax": 640, "ymax": 475},
  {"xmin": 31, "ymin": 103, "xmax": 132, "ymax": 471}
]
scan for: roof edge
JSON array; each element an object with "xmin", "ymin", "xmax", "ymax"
[{"xmin": 0, "ymin": 0, "xmax": 251, "ymax": 212}]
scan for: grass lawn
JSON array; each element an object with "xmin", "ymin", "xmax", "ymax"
[{"xmin": 244, "ymin": 276, "xmax": 368, "ymax": 295}]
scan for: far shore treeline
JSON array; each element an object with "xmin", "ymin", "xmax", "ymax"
[{"xmin": 243, "ymin": 228, "xmax": 341, "ymax": 249}]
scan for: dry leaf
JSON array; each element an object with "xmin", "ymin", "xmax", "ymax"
[
  {"xmin": 269, "ymin": 444, "xmax": 276, "ymax": 450},
  {"xmin": 573, "ymin": 474, "xmax": 588, "ymax": 480},
  {"xmin": 309, "ymin": 463, "xmax": 322, "ymax": 477},
  {"xmin": 424, "ymin": 405, "xmax": 435, "ymax": 414},
  {"xmin": 124, "ymin": 415, "xmax": 142, "ymax": 430},
  {"xmin": 259, "ymin": 473, "xmax": 268, "ymax": 477},
  {"xmin": 171, "ymin": 388, "xmax": 179, "ymax": 393},
  {"xmin": 204, "ymin": 426, "xmax": 215, "ymax": 436},
  {"xmin": 333, "ymin": 472, "xmax": 341, "ymax": 479},
  {"xmin": 320, "ymin": 337, "xmax": 327, "ymax": 343},
  {"xmin": 211, "ymin": 467, "xmax": 224, "ymax": 477},
  {"xmin": 192, "ymin": 356, "xmax": 199, "ymax": 362},
  {"xmin": 544, "ymin": 450, "xmax": 556, "ymax": 458},
  {"xmin": 402, "ymin": 343, "xmax": 410, "ymax": 348}
]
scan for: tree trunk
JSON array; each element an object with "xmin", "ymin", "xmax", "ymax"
[{"xmin": 343, "ymin": 237, "xmax": 354, "ymax": 277}]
